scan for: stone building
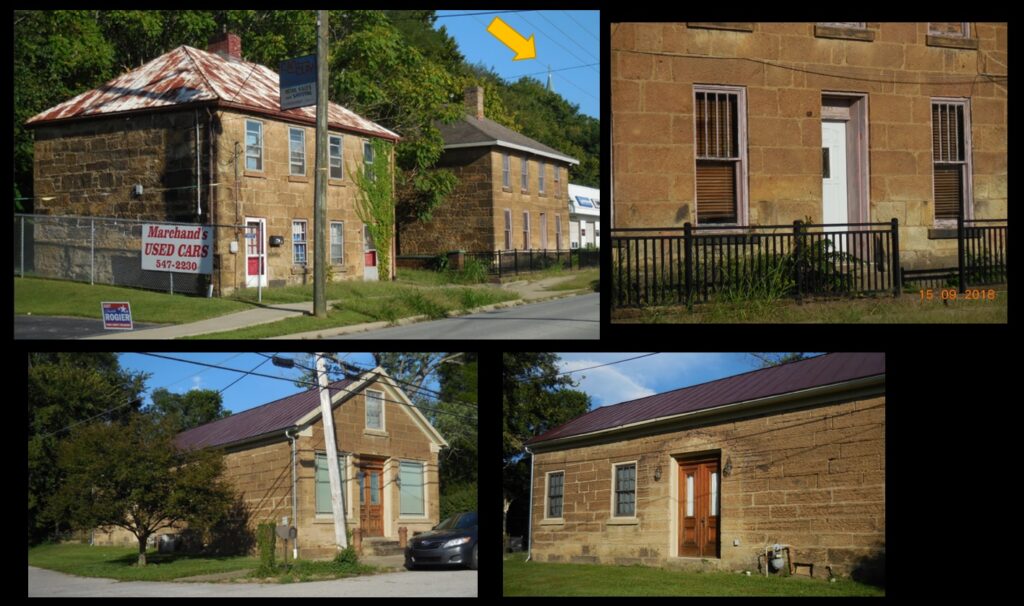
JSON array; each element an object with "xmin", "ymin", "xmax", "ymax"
[
  {"xmin": 612, "ymin": 22, "xmax": 1007, "ymax": 268},
  {"xmin": 525, "ymin": 353, "xmax": 885, "ymax": 580},
  {"xmin": 26, "ymin": 33, "xmax": 399, "ymax": 294},
  {"xmin": 398, "ymin": 87, "xmax": 579, "ymax": 255},
  {"xmin": 94, "ymin": 367, "xmax": 447, "ymax": 560}
]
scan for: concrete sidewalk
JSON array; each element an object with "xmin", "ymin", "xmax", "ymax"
[{"xmin": 82, "ymin": 273, "xmax": 593, "ymax": 340}]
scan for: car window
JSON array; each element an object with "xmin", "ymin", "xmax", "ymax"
[{"xmin": 434, "ymin": 512, "xmax": 477, "ymax": 530}]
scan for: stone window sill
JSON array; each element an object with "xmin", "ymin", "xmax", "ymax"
[
  {"xmin": 329, "ymin": 178, "xmax": 346, "ymax": 186},
  {"xmin": 502, "ymin": 186, "xmax": 513, "ymax": 193},
  {"xmin": 539, "ymin": 518, "xmax": 564, "ymax": 526},
  {"xmin": 243, "ymin": 170, "xmax": 266, "ymax": 179},
  {"xmin": 288, "ymin": 175, "xmax": 310, "ymax": 183},
  {"xmin": 815, "ymin": 25, "xmax": 875, "ymax": 42},
  {"xmin": 364, "ymin": 429, "xmax": 389, "ymax": 437},
  {"xmin": 607, "ymin": 517, "xmax": 640, "ymax": 526},
  {"xmin": 398, "ymin": 516, "xmax": 430, "ymax": 523},
  {"xmin": 928, "ymin": 227, "xmax": 959, "ymax": 239},
  {"xmin": 521, "ymin": 189, "xmax": 530, "ymax": 195},
  {"xmin": 291, "ymin": 266, "xmax": 308, "ymax": 275},
  {"xmin": 926, "ymin": 35, "xmax": 979, "ymax": 50},
  {"xmin": 687, "ymin": 22, "xmax": 754, "ymax": 33}
]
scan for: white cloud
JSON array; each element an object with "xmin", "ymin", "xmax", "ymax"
[
  {"xmin": 560, "ymin": 359, "xmax": 657, "ymax": 407},
  {"xmin": 189, "ymin": 375, "xmax": 203, "ymax": 391}
]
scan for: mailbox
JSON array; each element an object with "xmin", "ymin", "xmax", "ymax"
[
  {"xmin": 269, "ymin": 235, "xmax": 284, "ymax": 247},
  {"xmin": 275, "ymin": 524, "xmax": 297, "ymax": 540}
]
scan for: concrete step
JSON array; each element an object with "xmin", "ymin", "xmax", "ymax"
[
  {"xmin": 363, "ymin": 538, "xmax": 404, "ymax": 557},
  {"xmin": 664, "ymin": 557, "xmax": 723, "ymax": 572}
]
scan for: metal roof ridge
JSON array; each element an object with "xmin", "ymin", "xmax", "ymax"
[{"xmin": 181, "ymin": 45, "xmax": 219, "ymax": 100}]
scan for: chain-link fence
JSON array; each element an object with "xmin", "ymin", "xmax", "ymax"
[{"xmin": 14, "ymin": 214, "xmax": 243, "ymax": 296}]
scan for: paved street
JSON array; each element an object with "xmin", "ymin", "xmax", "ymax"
[
  {"xmin": 334, "ymin": 293, "xmax": 599, "ymax": 339},
  {"xmin": 28, "ymin": 566, "xmax": 477, "ymax": 597}
]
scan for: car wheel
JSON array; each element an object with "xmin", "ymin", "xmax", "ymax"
[
  {"xmin": 469, "ymin": 544, "xmax": 478, "ymax": 570},
  {"xmin": 405, "ymin": 558, "xmax": 415, "ymax": 571}
]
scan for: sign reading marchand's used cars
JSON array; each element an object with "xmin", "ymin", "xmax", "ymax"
[{"xmin": 141, "ymin": 224, "xmax": 213, "ymax": 274}]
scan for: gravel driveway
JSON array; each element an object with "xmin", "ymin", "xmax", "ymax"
[{"xmin": 28, "ymin": 566, "xmax": 477, "ymax": 597}]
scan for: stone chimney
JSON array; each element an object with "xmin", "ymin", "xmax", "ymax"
[
  {"xmin": 464, "ymin": 86, "xmax": 484, "ymax": 120},
  {"xmin": 208, "ymin": 32, "xmax": 242, "ymax": 61}
]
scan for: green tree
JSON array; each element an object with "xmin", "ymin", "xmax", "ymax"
[
  {"xmin": 353, "ymin": 138, "xmax": 396, "ymax": 280},
  {"xmin": 749, "ymin": 353, "xmax": 818, "ymax": 367},
  {"xmin": 147, "ymin": 387, "xmax": 231, "ymax": 432},
  {"xmin": 28, "ymin": 353, "xmax": 148, "ymax": 544},
  {"xmin": 48, "ymin": 413, "xmax": 235, "ymax": 566}
]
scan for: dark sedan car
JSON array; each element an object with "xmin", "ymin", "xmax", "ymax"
[{"xmin": 404, "ymin": 511, "xmax": 477, "ymax": 570}]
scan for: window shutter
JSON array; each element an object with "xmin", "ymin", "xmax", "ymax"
[
  {"xmin": 934, "ymin": 165, "xmax": 963, "ymax": 220},
  {"xmin": 696, "ymin": 161, "xmax": 737, "ymax": 222}
]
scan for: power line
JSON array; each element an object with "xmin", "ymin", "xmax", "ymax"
[
  {"xmin": 536, "ymin": 11, "xmax": 599, "ymax": 62},
  {"xmin": 434, "ymin": 10, "xmax": 535, "ymax": 19},
  {"xmin": 562, "ymin": 11, "xmax": 599, "ymax": 42},
  {"xmin": 510, "ymin": 62, "xmax": 600, "ymax": 79},
  {"xmin": 557, "ymin": 353, "xmax": 662, "ymax": 377},
  {"xmin": 511, "ymin": 12, "xmax": 600, "ymax": 75},
  {"xmin": 214, "ymin": 353, "xmax": 274, "ymax": 397},
  {"xmin": 614, "ymin": 47, "xmax": 1009, "ymax": 85}
]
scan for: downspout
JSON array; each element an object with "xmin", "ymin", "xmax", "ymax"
[
  {"xmin": 525, "ymin": 445, "xmax": 534, "ymax": 562},
  {"xmin": 234, "ymin": 141, "xmax": 241, "ymax": 293},
  {"xmin": 285, "ymin": 428, "xmax": 299, "ymax": 559},
  {"xmin": 195, "ymin": 109, "xmax": 202, "ymax": 218}
]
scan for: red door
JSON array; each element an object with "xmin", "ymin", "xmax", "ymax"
[
  {"xmin": 359, "ymin": 462, "xmax": 384, "ymax": 537},
  {"xmin": 679, "ymin": 459, "xmax": 720, "ymax": 558}
]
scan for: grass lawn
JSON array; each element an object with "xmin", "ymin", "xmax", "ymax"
[
  {"xmin": 544, "ymin": 268, "xmax": 600, "ymax": 292},
  {"xmin": 251, "ymin": 558, "xmax": 380, "ymax": 584},
  {"xmin": 613, "ymin": 289, "xmax": 1007, "ymax": 323},
  {"xmin": 192, "ymin": 281, "xmax": 518, "ymax": 339},
  {"xmin": 502, "ymin": 555, "xmax": 884, "ymax": 597},
  {"xmin": 14, "ymin": 277, "xmax": 251, "ymax": 324},
  {"xmin": 28, "ymin": 543, "xmax": 257, "ymax": 582}
]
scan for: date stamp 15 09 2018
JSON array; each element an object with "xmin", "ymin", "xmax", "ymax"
[{"xmin": 919, "ymin": 288, "xmax": 998, "ymax": 302}]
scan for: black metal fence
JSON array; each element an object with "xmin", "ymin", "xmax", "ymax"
[
  {"xmin": 612, "ymin": 220, "xmax": 901, "ymax": 308},
  {"xmin": 464, "ymin": 248, "xmax": 599, "ymax": 279},
  {"xmin": 901, "ymin": 217, "xmax": 1008, "ymax": 291}
]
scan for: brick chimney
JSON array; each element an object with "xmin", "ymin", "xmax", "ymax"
[
  {"xmin": 464, "ymin": 86, "xmax": 484, "ymax": 120},
  {"xmin": 208, "ymin": 32, "xmax": 242, "ymax": 61}
]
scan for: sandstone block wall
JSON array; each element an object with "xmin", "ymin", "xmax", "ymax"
[
  {"xmin": 531, "ymin": 395, "xmax": 885, "ymax": 577},
  {"xmin": 612, "ymin": 22, "xmax": 1007, "ymax": 268}
]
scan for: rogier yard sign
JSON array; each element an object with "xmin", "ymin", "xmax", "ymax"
[{"xmin": 141, "ymin": 224, "xmax": 213, "ymax": 274}]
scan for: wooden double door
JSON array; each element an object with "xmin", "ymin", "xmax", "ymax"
[
  {"xmin": 358, "ymin": 459, "xmax": 385, "ymax": 537},
  {"xmin": 679, "ymin": 458, "xmax": 720, "ymax": 558}
]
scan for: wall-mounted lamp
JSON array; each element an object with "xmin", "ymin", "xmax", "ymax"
[
  {"xmin": 723, "ymin": 456, "xmax": 733, "ymax": 477},
  {"xmin": 654, "ymin": 464, "xmax": 662, "ymax": 482}
]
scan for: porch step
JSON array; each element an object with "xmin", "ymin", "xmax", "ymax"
[
  {"xmin": 363, "ymin": 537, "xmax": 404, "ymax": 557},
  {"xmin": 665, "ymin": 557, "xmax": 722, "ymax": 572}
]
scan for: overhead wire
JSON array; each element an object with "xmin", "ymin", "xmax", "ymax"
[
  {"xmin": 510, "ymin": 12, "xmax": 600, "ymax": 75},
  {"xmin": 555, "ymin": 353, "xmax": 661, "ymax": 377},
  {"xmin": 536, "ymin": 11, "xmax": 599, "ymax": 62},
  {"xmin": 562, "ymin": 10, "xmax": 599, "ymax": 42}
]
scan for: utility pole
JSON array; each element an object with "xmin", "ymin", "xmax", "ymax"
[
  {"xmin": 313, "ymin": 10, "xmax": 329, "ymax": 317},
  {"xmin": 316, "ymin": 352, "xmax": 348, "ymax": 549}
]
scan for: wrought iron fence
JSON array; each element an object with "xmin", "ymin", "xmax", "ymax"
[
  {"xmin": 14, "ymin": 214, "xmax": 242, "ymax": 296},
  {"xmin": 611, "ymin": 220, "xmax": 901, "ymax": 308},
  {"xmin": 901, "ymin": 218, "xmax": 1008, "ymax": 291},
  {"xmin": 463, "ymin": 248, "xmax": 599, "ymax": 278}
]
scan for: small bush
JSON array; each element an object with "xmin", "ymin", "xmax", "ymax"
[
  {"xmin": 256, "ymin": 522, "xmax": 276, "ymax": 576},
  {"xmin": 455, "ymin": 257, "xmax": 489, "ymax": 284},
  {"xmin": 440, "ymin": 482, "xmax": 478, "ymax": 520},
  {"xmin": 334, "ymin": 545, "xmax": 360, "ymax": 571},
  {"xmin": 405, "ymin": 292, "xmax": 447, "ymax": 319}
]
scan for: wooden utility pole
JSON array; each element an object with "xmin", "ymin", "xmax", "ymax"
[
  {"xmin": 316, "ymin": 352, "xmax": 348, "ymax": 549},
  {"xmin": 313, "ymin": 10, "xmax": 329, "ymax": 317}
]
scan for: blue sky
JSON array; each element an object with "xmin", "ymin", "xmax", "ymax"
[
  {"xmin": 554, "ymin": 353, "xmax": 826, "ymax": 409},
  {"xmin": 434, "ymin": 10, "xmax": 599, "ymax": 118},
  {"xmin": 118, "ymin": 353, "xmax": 384, "ymax": 414}
]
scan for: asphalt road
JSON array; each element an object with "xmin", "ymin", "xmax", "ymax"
[
  {"xmin": 15, "ymin": 315, "xmax": 162, "ymax": 340},
  {"xmin": 335, "ymin": 293, "xmax": 600, "ymax": 339},
  {"xmin": 27, "ymin": 566, "xmax": 477, "ymax": 597}
]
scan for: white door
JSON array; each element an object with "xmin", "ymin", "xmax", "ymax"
[
  {"xmin": 821, "ymin": 120, "xmax": 848, "ymax": 252},
  {"xmin": 570, "ymin": 220, "xmax": 580, "ymax": 248},
  {"xmin": 245, "ymin": 217, "xmax": 267, "ymax": 287},
  {"xmin": 362, "ymin": 224, "xmax": 378, "ymax": 281}
]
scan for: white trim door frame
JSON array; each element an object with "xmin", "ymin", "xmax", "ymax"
[{"xmin": 245, "ymin": 217, "xmax": 267, "ymax": 287}]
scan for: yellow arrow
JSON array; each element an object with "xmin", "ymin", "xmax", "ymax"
[{"xmin": 487, "ymin": 17, "xmax": 536, "ymax": 61}]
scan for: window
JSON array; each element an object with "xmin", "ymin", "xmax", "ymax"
[
  {"xmin": 245, "ymin": 120, "xmax": 263, "ymax": 171},
  {"xmin": 547, "ymin": 472, "xmax": 564, "ymax": 518},
  {"xmin": 365, "ymin": 389, "xmax": 383, "ymax": 430},
  {"xmin": 363, "ymin": 140, "xmax": 375, "ymax": 181},
  {"xmin": 521, "ymin": 157, "xmax": 529, "ymax": 191},
  {"xmin": 315, "ymin": 453, "xmax": 346, "ymax": 515},
  {"xmin": 539, "ymin": 213, "xmax": 548, "ymax": 249},
  {"xmin": 613, "ymin": 463, "xmax": 636, "ymax": 517},
  {"xmin": 399, "ymin": 461, "xmax": 425, "ymax": 517},
  {"xmin": 503, "ymin": 209, "xmax": 512, "ymax": 250},
  {"xmin": 522, "ymin": 211, "xmax": 530, "ymax": 249},
  {"xmin": 554, "ymin": 164, "xmax": 561, "ymax": 197},
  {"xmin": 819, "ymin": 22, "xmax": 865, "ymax": 28},
  {"xmin": 694, "ymin": 86, "xmax": 747, "ymax": 224},
  {"xmin": 330, "ymin": 221, "xmax": 344, "ymax": 265},
  {"xmin": 538, "ymin": 160, "xmax": 546, "ymax": 194},
  {"xmin": 292, "ymin": 220, "xmax": 307, "ymax": 266},
  {"xmin": 329, "ymin": 134, "xmax": 343, "ymax": 180},
  {"xmin": 931, "ymin": 99, "xmax": 972, "ymax": 223},
  {"xmin": 814, "ymin": 22, "xmax": 875, "ymax": 41},
  {"xmin": 289, "ymin": 127, "xmax": 306, "ymax": 176},
  {"xmin": 929, "ymin": 22, "xmax": 969, "ymax": 37},
  {"xmin": 555, "ymin": 215, "xmax": 562, "ymax": 249},
  {"xmin": 502, "ymin": 153, "xmax": 511, "ymax": 188}
]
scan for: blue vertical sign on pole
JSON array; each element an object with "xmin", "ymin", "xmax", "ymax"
[{"xmin": 280, "ymin": 54, "xmax": 317, "ymax": 110}]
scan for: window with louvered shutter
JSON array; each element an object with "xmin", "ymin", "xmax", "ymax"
[
  {"xmin": 694, "ymin": 88, "xmax": 745, "ymax": 224},
  {"xmin": 931, "ymin": 101, "xmax": 970, "ymax": 222}
]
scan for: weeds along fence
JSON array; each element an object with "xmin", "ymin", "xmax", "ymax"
[
  {"xmin": 902, "ymin": 217, "xmax": 1008, "ymax": 290},
  {"xmin": 14, "ymin": 214, "xmax": 242, "ymax": 296},
  {"xmin": 463, "ymin": 248, "xmax": 600, "ymax": 279},
  {"xmin": 611, "ymin": 220, "xmax": 901, "ymax": 308}
]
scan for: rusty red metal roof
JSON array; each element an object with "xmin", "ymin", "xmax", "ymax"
[
  {"xmin": 26, "ymin": 45, "xmax": 399, "ymax": 141},
  {"xmin": 175, "ymin": 378, "xmax": 355, "ymax": 450},
  {"xmin": 527, "ymin": 352, "xmax": 885, "ymax": 446}
]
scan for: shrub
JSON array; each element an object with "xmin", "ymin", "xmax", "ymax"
[
  {"xmin": 256, "ymin": 522, "xmax": 276, "ymax": 576},
  {"xmin": 455, "ymin": 256, "xmax": 489, "ymax": 284},
  {"xmin": 440, "ymin": 482, "xmax": 477, "ymax": 520}
]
